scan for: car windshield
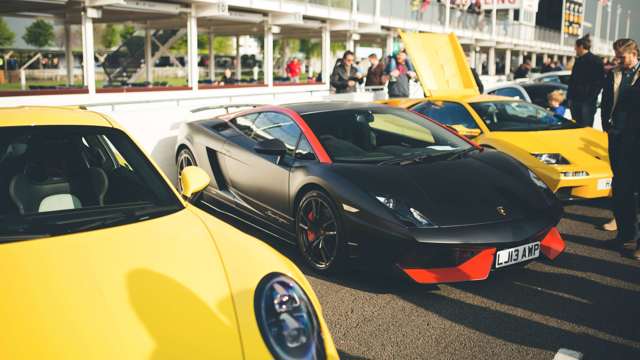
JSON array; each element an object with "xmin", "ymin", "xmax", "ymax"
[
  {"xmin": 470, "ymin": 101, "xmax": 578, "ymax": 132},
  {"xmin": 0, "ymin": 126, "xmax": 183, "ymax": 241},
  {"xmin": 301, "ymin": 107, "xmax": 472, "ymax": 164}
]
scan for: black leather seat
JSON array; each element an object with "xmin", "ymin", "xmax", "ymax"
[{"xmin": 9, "ymin": 138, "xmax": 109, "ymax": 215}]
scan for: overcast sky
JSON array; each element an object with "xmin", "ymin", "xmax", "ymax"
[{"xmin": 584, "ymin": 0, "xmax": 639, "ymax": 41}]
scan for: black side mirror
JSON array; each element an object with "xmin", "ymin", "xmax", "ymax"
[{"xmin": 254, "ymin": 138, "xmax": 287, "ymax": 156}]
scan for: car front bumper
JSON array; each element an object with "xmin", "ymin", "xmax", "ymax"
[{"xmin": 341, "ymin": 207, "xmax": 563, "ymax": 284}]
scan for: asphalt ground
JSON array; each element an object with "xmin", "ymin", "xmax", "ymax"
[{"xmin": 199, "ymin": 198, "xmax": 640, "ymax": 360}]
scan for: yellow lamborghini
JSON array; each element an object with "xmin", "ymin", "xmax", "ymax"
[
  {"xmin": 0, "ymin": 106, "xmax": 338, "ymax": 360},
  {"xmin": 382, "ymin": 32, "xmax": 612, "ymax": 200}
]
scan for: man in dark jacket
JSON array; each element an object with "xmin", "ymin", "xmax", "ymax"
[
  {"xmin": 330, "ymin": 50, "xmax": 363, "ymax": 93},
  {"xmin": 600, "ymin": 38, "xmax": 640, "ymax": 260},
  {"xmin": 567, "ymin": 35, "xmax": 605, "ymax": 127},
  {"xmin": 513, "ymin": 59, "xmax": 531, "ymax": 79},
  {"xmin": 365, "ymin": 53, "xmax": 385, "ymax": 87}
]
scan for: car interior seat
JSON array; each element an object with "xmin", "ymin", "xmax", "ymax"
[{"xmin": 9, "ymin": 137, "xmax": 109, "ymax": 215}]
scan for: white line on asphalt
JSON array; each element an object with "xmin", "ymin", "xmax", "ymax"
[{"xmin": 553, "ymin": 348, "xmax": 583, "ymax": 360}]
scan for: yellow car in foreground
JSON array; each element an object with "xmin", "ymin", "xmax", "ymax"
[
  {"xmin": 383, "ymin": 32, "xmax": 612, "ymax": 200},
  {"xmin": 0, "ymin": 106, "xmax": 338, "ymax": 360}
]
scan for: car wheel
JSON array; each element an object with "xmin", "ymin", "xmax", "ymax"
[
  {"xmin": 176, "ymin": 147, "xmax": 197, "ymax": 192},
  {"xmin": 296, "ymin": 190, "xmax": 346, "ymax": 273}
]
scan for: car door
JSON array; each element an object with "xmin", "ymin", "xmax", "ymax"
[
  {"xmin": 223, "ymin": 111, "xmax": 301, "ymax": 227},
  {"xmin": 412, "ymin": 101, "xmax": 483, "ymax": 138}
]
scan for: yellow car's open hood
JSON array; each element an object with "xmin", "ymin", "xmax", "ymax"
[{"xmin": 399, "ymin": 31, "xmax": 479, "ymax": 98}]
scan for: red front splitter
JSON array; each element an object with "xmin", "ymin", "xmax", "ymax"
[
  {"xmin": 399, "ymin": 248, "xmax": 497, "ymax": 284},
  {"xmin": 540, "ymin": 227, "xmax": 566, "ymax": 260}
]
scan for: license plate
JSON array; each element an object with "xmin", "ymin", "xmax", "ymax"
[
  {"xmin": 495, "ymin": 242, "xmax": 540, "ymax": 268},
  {"xmin": 597, "ymin": 178, "xmax": 612, "ymax": 190}
]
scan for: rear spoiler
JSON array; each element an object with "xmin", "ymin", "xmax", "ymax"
[{"xmin": 190, "ymin": 104, "xmax": 263, "ymax": 114}]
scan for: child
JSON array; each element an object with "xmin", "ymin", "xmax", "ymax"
[{"xmin": 547, "ymin": 90, "xmax": 567, "ymax": 117}]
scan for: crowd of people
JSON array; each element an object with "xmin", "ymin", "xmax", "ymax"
[
  {"xmin": 516, "ymin": 35, "xmax": 640, "ymax": 261},
  {"xmin": 329, "ymin": 49, "xmax": 418, "ymax": 98}
]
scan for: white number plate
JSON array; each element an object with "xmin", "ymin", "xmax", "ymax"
[
  {"xmin": 597, "ymin": 178, "xmax": 612, "ymax": 190},
  {"xmin": 495, "ymin": 242, "xmax": 540, "ymax": 268}
]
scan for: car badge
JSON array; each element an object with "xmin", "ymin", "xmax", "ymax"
[{"xmin": 496, "ymin": 206, "xmax": 507, "ymax": 216}]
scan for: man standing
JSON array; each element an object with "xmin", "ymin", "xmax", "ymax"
[
  {"xmin": 364, "ymin": 53, "xmax": 385, "ymax": 87},
  {"xmin": 600, "ymin": 38, "xmax": 640, "ymax": 260},
  {"xmin": 330, "ymin": 51, "xmax": 363, "ymax": 93},
  {"xmin": 385, "ymin": 50, "xmax": 416, "ymax": 98},
  {"xmin": 514, "ymin": 59, "xmax": 531, "ymax": 79},
  {"xmin": 567, "ymin": 35, "xmax": 605, "ymax": 127}
]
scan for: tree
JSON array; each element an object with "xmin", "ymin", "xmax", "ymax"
[
  {"xmin": 101, "ymin": 24, "xmax": 121, "ymax": 49},
  {"xmin": 119, "ymin": 24, "xmax": 136, "ymax": 41},
  {"xmin": 213, "ymin": 37, "xmax": 233, "ymax": 55},
  {"xmin": 0, "ymin": 17, "xmax": 15, "ymax": 48},
  {"xmin": 22, "ymin": 19, "xmax": 54, "ymax": 48}
]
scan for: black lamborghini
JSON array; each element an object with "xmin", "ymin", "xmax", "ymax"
[{"xmin": 175, "ymin": 102, "xmax": 566, "ymax": 283}]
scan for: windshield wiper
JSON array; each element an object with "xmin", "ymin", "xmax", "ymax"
[
  {"xmin": 0, "ymin": 205, "xmax": 179, "ymax": 239},
  {"xmin": 447, "ymin": 147, "xmax": 480, "ymax": 160},
  {"xmin": 71, "ymin": 205, "xmax": 179, "ymax": 232}
]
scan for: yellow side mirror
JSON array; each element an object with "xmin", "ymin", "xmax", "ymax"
[
  {"xmin": 179, "ymin": 166, "xmax": 210, "ymax": 199},
  {"xmin": 451, "ymin": 125, "xmax": 482, "ymax": 138}
]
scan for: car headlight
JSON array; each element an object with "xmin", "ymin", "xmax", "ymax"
[
  {"xmin": 255, "ymin": 273, "xmax": 325, "ymax": 360},
  {"xmin": 529, "ymin": 170, "xmax": 549, "ymax": 189},
  {"xmin": 375, "ymin": 195, "xmax": 436, "ymax": 227},
  {"xmin": 531, "ymin": 153, "xmax": 570, "ymax": 165}
]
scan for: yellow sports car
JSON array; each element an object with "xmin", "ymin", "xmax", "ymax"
[
  {"xmin": 0, "ymin": 106, "xmax": 338, "ymax": 360},
  {"xmin": 382, "ymin": 32, "xmax": 612, "ymax": 200}
]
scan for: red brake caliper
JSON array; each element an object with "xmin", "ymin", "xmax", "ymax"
[{"xmin": 306, "ymin": 211, "xmax": 316, "ymax": 242}]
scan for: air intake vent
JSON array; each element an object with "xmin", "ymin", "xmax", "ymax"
[{"xmin": 206, "ymin": 147, "xmax": 228, "ymax": 191}]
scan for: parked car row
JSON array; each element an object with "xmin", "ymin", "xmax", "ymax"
[{"xmin": 0, "ymin": 33, "xmax": 612, "ymax": 359}]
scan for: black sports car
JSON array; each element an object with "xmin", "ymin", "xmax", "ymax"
[{"xmin": 176, "ymin": 102, "xmax": 565, "ymax": 283}]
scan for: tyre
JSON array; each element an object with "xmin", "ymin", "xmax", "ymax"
[
  {"xmin": 296, "ymin": 190, "xmax": 347, "ymax": 273},
  {"xmin": 176, "ymin": 147, "xmax": 197, "ymax": 192}
]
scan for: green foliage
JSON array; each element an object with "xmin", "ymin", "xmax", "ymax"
[
  {"xmin": 101, "ymin": 24, "xmax": 121, "ymax": 49},
  {"xmin": 120, "ymin": 25, "xmax": 136, "ymax": 41},
  {"xmin": 0, "ymin": 17, "xmax": 15, "ymax": 47},
  {"xmin": 172, "ymin": 34, "xmax": 234, "ymax": 55},
  {"xmin": 213, "ymin": 36, "xmax": 233, "ymax": 55},
  {"xmin": 22, "ymin": 19, "xmax": 54, "ymax": 48},
  {"xmin": 331, "ymin": 42, "xmax": 346, "ymax": 54},
  {"xmin": 300, "ymin": 39, "xmax": 321, "ymax": 58}
]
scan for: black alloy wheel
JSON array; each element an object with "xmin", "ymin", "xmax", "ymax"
[{"xmin": 296, "ymin": 190, "xmax": 346, "ymax": 273}]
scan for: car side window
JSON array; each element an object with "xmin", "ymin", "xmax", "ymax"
[
  {"xmin": 230, "ymin": 113, "xmax": 259, "ymax": 137},
  {"xmin": 412, "ymin": 101, "xmax": 479, "ymax": 130},
  {"xmin": 295, "ymin": 136, "xmax": 316, "ymax": 161},
  {"xmin": 252, "ymin": 112, "xmax": 302, "ymax": 157},
  {"xmin": 492, "ymin": 87, "xmax": 527, "ymax": 100}
]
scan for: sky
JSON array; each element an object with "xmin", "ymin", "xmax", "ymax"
[{"xmin": 584, "ymin": 0, "xmax": 640, "ymax": 41}]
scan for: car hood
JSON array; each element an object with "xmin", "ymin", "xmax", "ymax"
[
  {"xmin": 486, "ymin": 127, "xmax": 609, "ymax": 171},
  {"xmin": 334, "ymin": 149, "xmax": 554, "ymax": 227},
  {"xmin": 0, "ymin": 208, "xmax": 244, "ymax": 359}
]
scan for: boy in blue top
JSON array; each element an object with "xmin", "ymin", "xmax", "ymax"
[{"xmin": 547, "ymin": 90, "xmax": 567, "ymax": 117}]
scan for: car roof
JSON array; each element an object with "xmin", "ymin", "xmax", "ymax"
[
  {"xmin": 0, "ymin": 106, "xmax": 114, "ymax": 128},
  {"xmin": 533, "ymin": 70, "xmax": 570, "ymax": 78},
  {"xmin": 282, "ymin": 101, "xmax": 391, "ymax": 115},
  {"xmin": 520, "ymin": 82, "xmax": 568, "ymax": 90}
]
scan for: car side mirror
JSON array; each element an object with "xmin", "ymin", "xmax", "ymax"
[
  {"xmin": 450, "ymin": 124, "xmax": 482, "ymax": 139},
  {"xmin": 254, "ymin": 138, "xmax": 287, "ymax": 157},
  {"xmin": 180, "ymin": 166, "xmax": 210, "ymax": 200}
]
